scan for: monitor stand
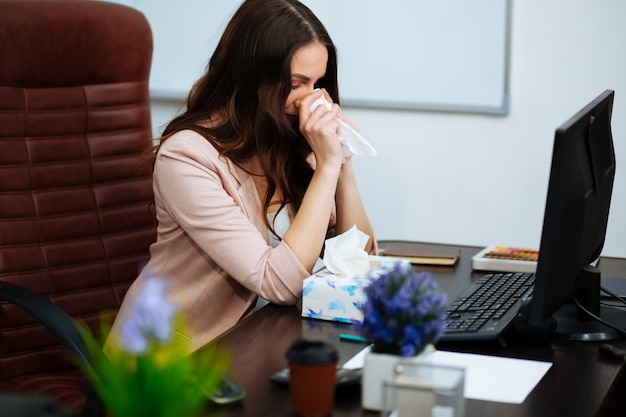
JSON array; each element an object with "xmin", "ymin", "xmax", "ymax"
[{"xmin": 554, "ymin": 265, "xmax": 626, "ymax": 342}]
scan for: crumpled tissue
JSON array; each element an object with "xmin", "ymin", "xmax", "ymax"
[
  {"xmin": 322, "ymin": 225, "xmax": 371, "ymax": 277},
  {"xmin": 310, "ymin": 92, "xmax": 377, "ymax": 158}
]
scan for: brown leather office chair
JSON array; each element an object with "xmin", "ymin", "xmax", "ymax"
[{"xmin": 0, "ymin": 1, "xmax": 156, "ymax": 415}]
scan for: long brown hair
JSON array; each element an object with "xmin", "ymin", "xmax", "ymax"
[{"xmin": 155, "ymin": 0, "xmax": 339, "ymax": 235}]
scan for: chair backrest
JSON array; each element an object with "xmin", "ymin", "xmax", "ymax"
[{"xmin": 0, "ymin": 0, "xmax": 156, "ymax": 411}]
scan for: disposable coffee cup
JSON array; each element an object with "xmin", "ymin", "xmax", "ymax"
[{"xmin": 286, "ymin": 339, "xmax": 338, "ymax": 417}]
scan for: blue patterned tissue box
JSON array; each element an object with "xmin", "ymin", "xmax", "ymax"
[{"xmin": 301, "ymin": 256, "xmax": 410, "ymax": 323}]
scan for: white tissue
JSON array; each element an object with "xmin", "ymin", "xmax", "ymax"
[
  {"xmin": 323, "ymin": 225, "xmax": 371, "ymax": 277},
  {"xmin": 309, "ymin": 93, "xmax": 377, "ymax": 158}
]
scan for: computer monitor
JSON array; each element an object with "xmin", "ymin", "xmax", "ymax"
[{"xmin": 521, "ymin": 89, "xmax": 624, "ymax": 342}]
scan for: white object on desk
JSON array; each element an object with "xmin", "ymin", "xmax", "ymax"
[
  {"xmin": 393, "ymin": 375, "xmax": 436, "ymax": 417},
  {"xmin": 471, "ymin": 245, "xmax": 538, "ymax": 273},
  {"xmin": 343, "ymin": 346, "xmax": 552, "ymax": 404}
]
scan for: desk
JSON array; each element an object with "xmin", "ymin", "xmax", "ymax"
[{"xmin": 211, "ymin": 242, "xmax": 626, "ymax": 417}]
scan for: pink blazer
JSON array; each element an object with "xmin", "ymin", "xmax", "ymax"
[{"xmin": 115, "ymin": 130, "xmax": 315, "ymax": 350}]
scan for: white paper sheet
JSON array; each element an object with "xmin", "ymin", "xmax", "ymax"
[{"xmin": 342, "ymin": 346, "xmax": 552, "ymax": 404}]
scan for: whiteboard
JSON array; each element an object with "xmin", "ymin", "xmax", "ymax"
[{"xmin": 109, "ymin": 0, "xmax": 511, "ymax": 115}]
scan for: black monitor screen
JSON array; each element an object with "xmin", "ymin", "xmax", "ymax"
[{"xmin": 525, "ymin": 89, "xmax": 621, "ymax": 341}]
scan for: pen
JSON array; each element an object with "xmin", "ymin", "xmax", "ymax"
[{"xmin": 339, "ymin": 333, "xmax": 370, "ymax": 344}]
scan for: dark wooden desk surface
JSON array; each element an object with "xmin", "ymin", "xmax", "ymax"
[{"xmin": 210, "ymin": 242, "xmax": 626, "ymax": 417}]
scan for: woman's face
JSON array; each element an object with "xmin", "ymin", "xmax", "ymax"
[{"xmin": 284, "ymin": 42, "xmax": 328, "ymax": 123}]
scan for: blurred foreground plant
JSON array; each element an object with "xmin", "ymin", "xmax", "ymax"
[{"xmin": 77, "ymin": 276, "xmax": 229, "ymax": 417}]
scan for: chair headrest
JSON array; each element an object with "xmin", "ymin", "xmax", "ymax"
[{"xmin": 0, "ymin": 0, "xmax": 153, "ymax": 88}]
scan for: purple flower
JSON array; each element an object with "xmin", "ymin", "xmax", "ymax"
[
  {"xmin": 354, "ymin": 261, "xmax": 448, "ymax": 357},
  {"xmin": 119, "ymin": 276, "xmax": 177, "ymax": 354}
]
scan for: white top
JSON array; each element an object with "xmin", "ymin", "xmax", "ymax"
[{"xmin": 267, "ymin": 207, "xmax": 290, "ymax": 248}]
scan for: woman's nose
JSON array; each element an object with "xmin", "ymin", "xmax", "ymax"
[{"xmin": 298, "ymin": 86, "xmax": 316, "ymax": 100}]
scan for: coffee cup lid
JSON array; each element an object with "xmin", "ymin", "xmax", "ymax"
[{"xmin": 286, "ymin": 339, "xmax": 339, "ymax": 364}]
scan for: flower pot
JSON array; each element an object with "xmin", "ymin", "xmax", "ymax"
[{"xmin": 361, "ymin": 345, "xmax": 434, "ymax": 411}]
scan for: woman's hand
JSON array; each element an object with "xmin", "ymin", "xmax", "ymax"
[{"xmin": 296, "ymin": 89, "xmax": 344, "ymax": 168}]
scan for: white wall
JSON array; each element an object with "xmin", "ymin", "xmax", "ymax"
[{"xmin": 149, "ymin": 0, "xmax": 626, "ymax": 258}]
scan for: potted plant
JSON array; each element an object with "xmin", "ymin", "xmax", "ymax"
[
  {"xmin": 77, "ymin": 275, "xmax": 230, "ymax": 417},
  {"xmin": 354, "ymin": 261, "xmax": 448, "ymax": 410}
]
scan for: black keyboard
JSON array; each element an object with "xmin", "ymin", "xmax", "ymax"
[{"xmin": 440, "ymin": 272, "xmax": 535, "ymax": 343}]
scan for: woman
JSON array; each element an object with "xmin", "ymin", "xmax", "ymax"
[{"xmin": 114, "ymin": 0, "xmax": 376, "ymax": 351}]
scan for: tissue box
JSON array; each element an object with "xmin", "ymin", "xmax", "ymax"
[{"xmin": 301, "ymin": 256, "xmax": 409, "ymax": 324}]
